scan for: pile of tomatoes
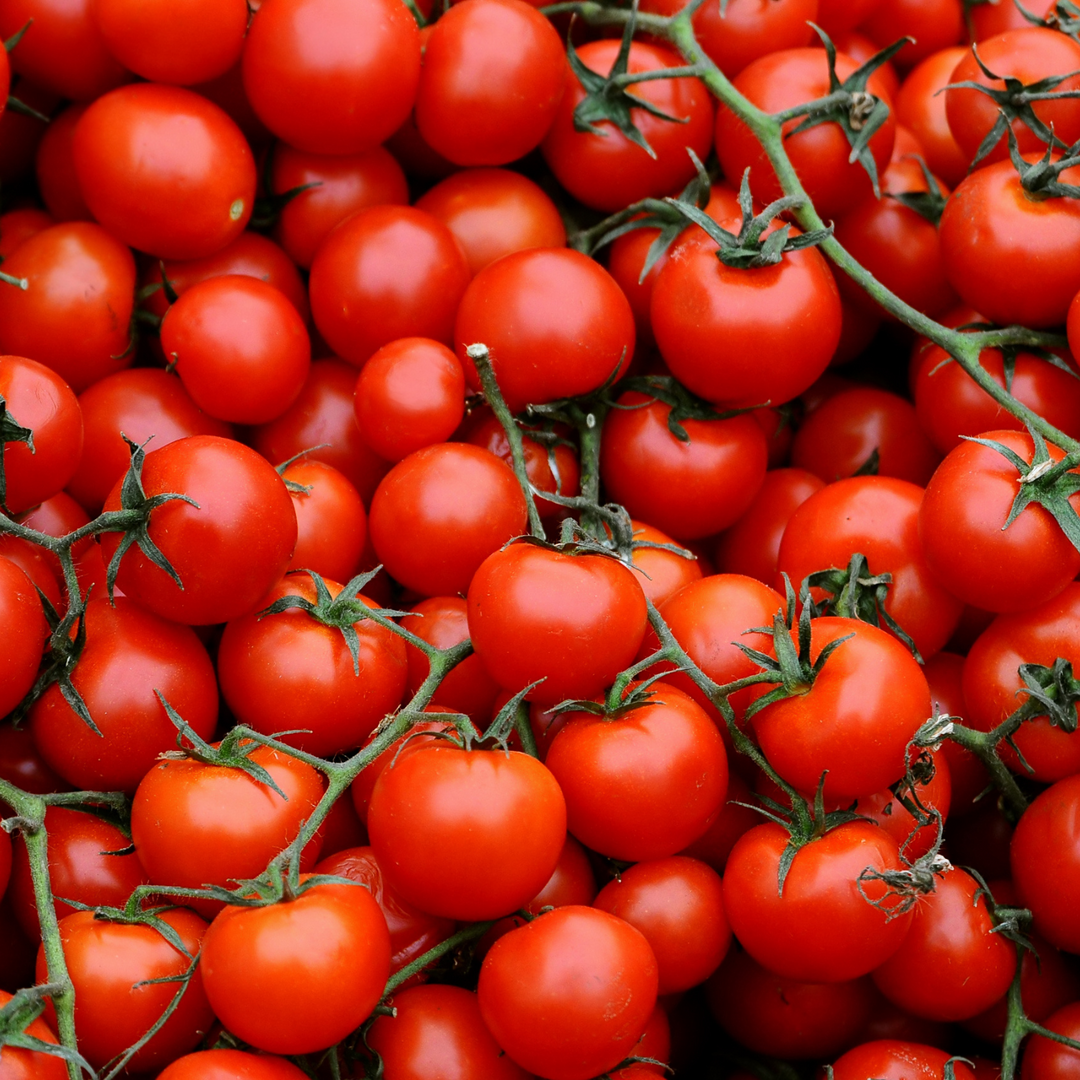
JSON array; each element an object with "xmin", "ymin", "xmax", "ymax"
[{"xmin": 5, "ymin": 0, "xmax": 1080, "ymax": 1077}]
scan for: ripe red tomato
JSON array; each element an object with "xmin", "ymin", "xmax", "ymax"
[
  {"xmin": 686, "ymin": 0, "xmax": 818, "ymax": 77},
  {"xmin": 368, "ymin": 743, "xmax": 567, "ymax": 920},
  {"xmin": 467, "ymin": 541, "xmax": 648, "ymax": 706},
  {"xmin": 100, "ymin": 435, "xmax": 298, "ymax": 626},
  {"xmin": 73, "ymin": 83, "xmax": 255, "ymax": 260},
  {"xmin": 831, "ymin": 1040, "xmax": 977, "ymax": 1080},
  {"xmin": 200, "ymin": 878, "xmax": 391, "ymax": 1054},
  {"xmin": 157, "ymin": 1049, "xmax": 310, "ymax": 1080},
  {"xmin": 34, "ymin": 102, "xmax": 93, "ymax": 223},
  {"xmin": 0, "ymin": 555, "xmax": 49, "ymax": 721},
  {"xmin": 242, "ymin": 0, "xmax": 421, "ymax": 156},
  {"xmin": 0, "ymin": 207, "xmax": 55, "ymax": 255},
  {"xmin": 627, "ymin": 519, "xmax": 704, "ymax": 609},
  {"xmin": 1020, "ymin": 1001, "xmax": 1080, "ymax": 1080},
  {"xmin": 861, "ymin": 0, "xmax": 964, "ymax": 68},
  {"xmin": 478, "ymin": 906, "xmax": 659, "ymax": 1080},
  {"xmin": 894, "ymin": 46, "xmax": 970, "ymax": 187}
]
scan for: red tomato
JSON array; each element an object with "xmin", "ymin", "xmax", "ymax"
[
  {"xmin": 309, "ymin": 205, "xmax": 471, "ymax": 368},
  {"xmin": 36, "ymin": 907, "xmax": 214, "ymax": 1071},
  {"xmin": 0, "ymin": 556, "xmax": 49, "ymax": 721},
  {"xmin": 368, "ymin": 743, "xmax": 567, "ymax": 920},
  {"xmin": 416, "ymin": 0, "xmax": 565, "ymax": 167},
  {"xmin": 73, "ymin": 83, "xmax": 255, "ymax": 260},
  {"xmin": 922, "ymin": 650, "xmax": 986, "ymax": 814},
  {"xmin": 100, "ymin": 435, "xmax": 298, "ymax": 626},
  {"xmin": 467, "ymin": 541, "xmax": 648, "ymax": 706},
  {"xmin": 679, "ymin": 769, "xmax": 762, "ymax": 873},
  {"xmin": 478, "ymin": 906, "xmax": 659, "ymax": 1080},
  {"xmin": 157, "ymin": 1049, "xmax": 310, "ymax": 1080},
  {"xmin": 627, "ymin": 519, "xmax": 704, "ymax": 609},
  {"xmin": 816, "ymin": 0, "xmax": 880, "ymax": 33},
  {"xmin": 0, "ymin": 207, "xmax": 55, "ymax": 255},
  {"xmin": 369, "ymin": 443, "xmax": 527, "ymax": 597},
  {"xmin": 0, "ymin": 722, "xmax": 67, "ymax": 795},
  {"xmin": 0, "ymin": 987, "xmax": 67, "ymax": 1079},
  {"xmin": 241, "ymin": 0, "xmax": 421, "ymax": 156},
  {"xmin": 723, "ymin": 820, "xmax": 914, "ymax": 983},
  {"xmin": 872, "ymin": 868, "xmax": 1017, "ymax": 1020},
  {"xmin": 861, "ymin": 0, "xmax": 964, "ymax": 68},
  {"xmin": 1021, "ymin": 1001, "xmax": 1080, "ymax": 1079},
  {"xmin": 687, "ymin": 0, "xmax": 818, "ymax": 77},
  {"xmin": 200, "ymin": 878, "xmax": 391, "ymax": 1054},
  {"xmin": 970, "ymin": 0, "xmax": 1055, "ymax": 38},
  {"xmin": 600, "ymin": 392, "xmax": 768, "ymax": 539},
  {"xmin": 0, "ymin": 222, "xmax": 135, "ymax": 393},
  {"xmin": 34, "ymin": 102, "xmax": 93, "ymax": 223},
  {"xmin": 594, "ymin": 856, "xmax": 730, "ymax": 994},
  {"xmin": 831, "ymin": 1041, "xmax": 977, "ymax": 1080},
  {"xmin": 415, "ymin": 168, "xmax": 566, "ymax": 275},
  {"xmin": 455, "ymin": 247, "xmax": 636, "ymax": 413},
  {"xmin": 894, "ymin": 46, "xmax": 970, "ymax": 187}
]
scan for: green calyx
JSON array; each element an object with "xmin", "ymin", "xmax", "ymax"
[
  {"xmin": 1007, "ymin": 124, "xmax": 1080, "ymax": 198},
  {"xmin": 0, "ymin": 985, "xmax": 93, "ymax": 1076},
  {"xmin": 1019, "ymin": 0, "xmax": 1080, "ymax": 40},
  {"xmin": 614, "ymin": 373, "xmax": 752, "ymax": 441},
  {"xmin": 887, "ymin": 154, "xmax": 949, "ymax": 226}
]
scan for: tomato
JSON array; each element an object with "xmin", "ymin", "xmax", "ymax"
[
  {"xmin": 777, "ymin": 475, "xmax": 964, "ymax": 659},
  {"xmin": 1021, "ymin": 1001, "xmax": 1080, "ymax": 1079},
  {"xmin": 314, "ymin": 846, "xmax": 455, "ymax": 981},
  {"xmin": 67, "ymin": 368, "xmax": 232, "ymax": 514},
  {"xmin": 716, "ymin": 49, "xmax": 895, "ymax": 221},
  {"xmin": 920, "ymin": 429, "xmax": 1080, "ymax": 613},
  {"xmin": 0, "ymin": 722, "xmax": 67, "ymax": 796},
  {"xmin": 946, "ymin": 29, "xmax": 1080, "ymax": 167},
  {"xmin": 594, "ymin": 856, "xmax": 730, "ymax": 994},
  {"xmin": 724, "ymin": 820, "xmax": 913, "ymax": 983},
  {"xmin": 34, "ymin": 102, "xmax": 93, "ymax": 223},
  {"xmin": 9, "ymin": 805, "xmax": 149, "ymax": 937},
  {"xmin": 1012, "ymin": 772, "xmax": 1080, "ymax": 954},
  {"xmin": 861, "ymin": 0, "xmax": 964, "ymax": 68},
  {"xmin": 368, "ymin": 984, "xmax": 533, "ymax": 1080},
  {"xmin": 650, "ymin": 219, "xmax": 842, "ymax": 408},
  {"xmin": 894, "ymin": 47, "xmax": 970, "ymax": 188},
  {"xmin": 218, "ymin": 573, "xmax": 407, "ymax": 758},
  {"xmin": 833, "ymin": 30, "xmax": 902, "ymax": 101},
  {"xmin": 400, "ymin": 596, "xmax": 501, "ymax": 724},
  {"xmin": 545, "ymin": 682, "xmax": 728, "ymax": 860},
  {"xmin": 679, "ymin": 769, "xmax": 761, "ymax": 873},
  {"xmin": 467, "ymin": 541, "xmax": 648, "ymax": 706},
  {"xmin": 816, "ymin": 0, "xmax": 880, "ymax": 33},
  {"xmin": 831, "ymin": 1041, "xmax": 977, "ymax": 1080},
  {"xmin": 369, "ymin": 443, "xmax": 527, "ymax": 597},
  {"xmin": 455, "ymin": 247, "xmax": 636, "ymax": 413},
  {"xmin": 687, "ymin": 0, "xmax": 818, "ymax": 78},
  {"xmin": 354, "ymin": 337, "xmax": 466, "ymax": 463},
  {"xmin": 130, "ymin": 742, "xmax": 325, "ymax": 917},
  {"xmin": 714, "ymin": 468, "xmax": 825, "ymax": 585},
  {"xmin": 705, "ymin": 949, "xmax": 876, "ymax": 1060},
  {"xmin": 200, "ymin": 877, "xmax": 391, "ymax": 1055},
  {"xmin": 0, "ymin": 207, "xmax": 55, "ymax": 256},
  {"xmin": 600, "ymin": 392, "xmax": 768, "ymax": 539},
  {"xmin": 251, "ymin": 358, "xmax": 391, "ymax": 507},
  {"xmin": 478, "ymin": 906, "xmax": 659, "ymax": 1080},
  {"xmin": 270, "ymin": 143, "xmax": 408, "ymax": 270},
  {"xmin": 921, "ymin": 650, "xmax": 985, "ymax": 814},
  {"xmin": 416, "ymin": 0, "xmax": 565, "ymax": 167},
  {"xmin": 157, "ymin": 1049, "xmax": 310, "ymax": 1080},
  {"xmin": 310, "ymin": 205, "xmax": 471, "ymax": 368},
  {"xmin": 0, "ymin": 222, "xmax": 135, "ymax": 394},
  {"xmin": 368, "ymin": 743, "xmax": 567, "ymax": 920},
  {"xmin": 242, "ymin": 0, "xmax": 420, "ymax": 156},
  {"xmin": 0, "ymin": 0, "xmax": 129, "ymax": 101},
  {"xmin": 542, "ymin": 39, "xmax": 714, "ymax": 212},
  {"xmin": 91, "ymin": 0, "xmax": 248, "ymax": 85},
  {"xmin": 100, "ymin": 435, "xmax": 297, "ymax": 626},
  {"xmin": 0, "ymin": 556, "xmax": 48, "ymax": 721},
  {"xmin": 281, "ymin": 458, "xmax": 367, "ymax": 583},
  {"xmin": 415, "ymin": 168, "xmax": 567, "ymax": 275},
  {"xmin": 36, "ymin": 907, "xmax": 214, "ymax": 1071},
  {"xmin": 73, "ymin": 83, "xmax": 255, "ymax": 260},
  {"xmin": 626, "ymin": 519, "xmax": 704, "ymax": 608},
  {"xmin": 872, "ymin": 868, "xmax": 1017, "ymax": 1021},
  {"xmin": 971, "ymin": 0, "xmax": 1056, "ymax": 39},
  {"xmin": 0, "ymin": 987, "xmax": 67, "ymax": 1079}
]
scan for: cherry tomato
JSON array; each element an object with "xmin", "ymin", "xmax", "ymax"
[
  {"xmin": 0, "ymin": 208, "xmax": 55, "ymax": 256},
  {"xmin": 627, "ymin": 519, "xmax": 704, "ymax": 608},
  {"xmin": 1020, "ymin": 1000, "xmax": 1080, "ymax": 1079},
  {"xmin": 830, "ymin": 1041, "xmax": 977, "ymax": 1080},
  {"xmin": 894, "ymin": 46, "xmax": 970, "ymax": 187},
  {"xmin": 0, "ymin": 556, "xmax": 48, "ymax": 720},
  {"xmin": 861, "ymin": 0, "xmax": 965, "ymax": 68},
  {"xmin": 156, "ymin": 1049, "xmax": 310, "ymax": 1080}
]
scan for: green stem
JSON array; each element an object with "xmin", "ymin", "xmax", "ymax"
[
  {"xmin": 943, "ymin": 720, "xmax": 1030, "ymax": 819},
  {"xmin": 382, "ymin": 921, "xmax": 494, "ymax": 997}
]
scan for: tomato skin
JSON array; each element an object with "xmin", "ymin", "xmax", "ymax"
[
  {"xmin": 546, "ymin": 684, "xmax": 728, "ymax": 861},
  {"xmin": 872, "ymin": 869, "xmax": 1017, "ymax": 1021},
  {"xmin": 282, "ymin": 459, "xmax": 367, "ymax": 583},
  {"xmin": 752, "ymin": 618, "xmax": 932, "ymax": 805},
  {"xmin": 314, "ymin": 846, "xmax": 455, "ymax": 981},
  {"xmin": 130, "ymin": 744, "xmax": 325, "ymax": 917},
  {"xmin": 157, "ymin": 1049, "xmax": 310, "ymax": 1080},
  {"xmin": 542, "ymin": 40, "xmax": 714, "ymax": 212},
  {"xmin": 467, "ymin": 542, "xmax": 648, "ymax": 706},
  {"xmin": 0, "ymin": 222, "xmax": 136, "ymax": 394},
  {"xmin": 830, "ymin": 1040, "xmax": 977, "ymax": 1080},
  {"xmin": 310, "ymin": 205, "xmax": 471, "ymax": 369},
  {"xmin": 0, "ymin": 723, "xmax": 67, "ymax": 795},
  {"xmin": 218, "ymin": 574, "xmax": 407, "ymax": 758},
  {"xmin": 368, "ymin": 984, "xmax": 534, "ymax": 1080},
  {"xmin": 100, "ymin": 435, "xmax": 298, "ymax": 626},
  {"xmin": 895, "ymin": 47, "xmax": 970, "ymax": 188},
  {"xmin": 594, "ymin": 856, "xmax": 730, "ymax": 994},
  {"xmin": 36, "ymin": 908, "xmax": 214, "ymax": 1071},
  {"xmin": 1021, "ymin": 1000, "xmax": 1080, "ymax": 1079},
  {"xmin": 201, "ymin": 879, "xmax": 391, "ymax": 1055},
  {"xmin": 368, "ymin": 744, "xmax": 567, "ymax": 921},
  {"xmin": 687, "ymin": 0, "xmax": 818, "ymax": 78},
  {"xmin": 600, "ymin": 393, "xmax": 768, "ymax": 540},
  {"xmin": 34, "ymin": 102, "xmax": 93, "ymax": 223},
  {"xmin": 861, "ymin": 0, "xmax": 964, "ymax": 68},
  {"xmin": 0, "ymin": 557, "xmax": 49, "ymax": 722},
  {"xmin": 1011, "ymin": 773, "xmax": 1080, "ymax": 954},
  {"xmin": 415, "ymin": 168, "xmax": 566, "ymax": 275},
  {"xmin": 777, "ymin": 475, "xmax": 964, "ymax": 659},
  {"xmin": 242, "ymin": 0, "xmax": 421, "ymax": 156},
  {"xmin": 724, "ymin": 821, "xmax": 913, "ymax": 984},
  {"xmin": 705, "ymin": 949, "xmax": 876, "ymax": 1060},
  {"xmin": 0, "ymin": 987, "xmax": 67, "ymax": 1079},
  {"xmin": 0, "ymin": 207, "xmax": 56, "ymax": 256},
  {"xmin": 627, "ymin": 520, "xmax": 704, "ymax": 609},
  {"xmin": 455, "ymin": 247, "xmax": 636, "ymax": 413},
  {"xmin": 650, "ymin": 223, "xmax": 842, "ymax": 408},
  {"xmin": 9, "ymin": 805, "xmax": 149, "ymax": 937},
  {"xmin": 478, "ymin": 906, "xmax": 659, "ymax": 1080},
  {"xmin": 369, "ymin": 443, "xmax": 527, "ymax": 597},
  {"xmin": 416, "ymin": 0, "xmax": 566, "ymax": 167},
  {"xmin": 73, "ymin": 83, "xmax": 255, "ymax": 260},
  {"xmin": 919, "ymin": 429, "xmax": 1080, "ymax": 613}
]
